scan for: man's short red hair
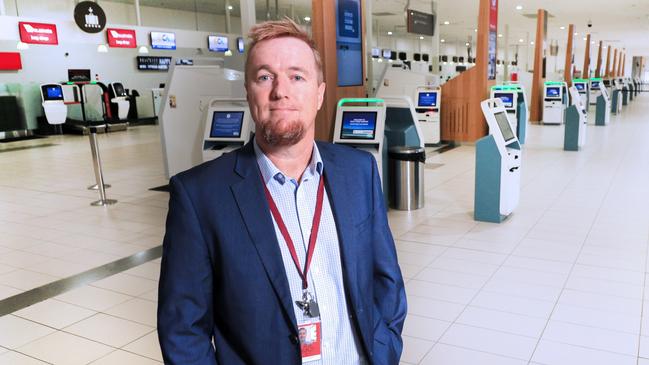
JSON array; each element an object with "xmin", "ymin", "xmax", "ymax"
[{"xmin": 245, "ymin": 18, "xmax": 324, "ymax": 84}]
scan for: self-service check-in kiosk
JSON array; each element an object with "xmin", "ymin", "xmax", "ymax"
[
  {"xmin": 414, "ymin": 89, "xmax": 441, "ymax": 145},
  {"xmin": 474, "ymin": 98, "xmax": 521, "ymax": 223},
  {"xmin": 589, "ymin": 78, "xmax": 602, "ymax": 107},
  {"xmin": 542, "ymin": 82, "xmax": 568, "ymax": 125},
  {"xmin": 108, "ymin": 82, "xmax": 130, "ymax": 120},
  {"xmin": 564, "ymin": 86, "xmax": 587, "ymax": 151},
  {"xmin": 611, "ymin": 79, "xmax": 622, "ymax": 114},
  {"xmin": 621, "ymin": 78, "xmax": 630, "ymax": 106},
  {"xmin": 595, "ymin": 83, "xmax": 611, "ymax": 126},
  {"xmin": 202, "ymin": 98, "xmax": 253, "ymax": 162},
  {"xmin": 333, "ymin": 98, "xmax": 387, "ymax": 183},
  {"xmin": 572, "ymin": 79, "xmax": 590, "ymax": 110},
  {"xmin": 40, "ymin": 84, "xmax": 68, "ymax": 133},
  {"xmin": 490, "ymin": 84, "xmax": 529, "ymax": 144}
]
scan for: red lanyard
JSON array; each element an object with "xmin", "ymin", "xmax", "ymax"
[{"xmin": 262, "ymin": 174, "xmax": 325, "ymax": 291}]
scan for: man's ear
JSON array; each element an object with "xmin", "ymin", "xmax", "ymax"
[{"xmin": 316, "ymin": 82, "xmax": 326, "ymax": 110}]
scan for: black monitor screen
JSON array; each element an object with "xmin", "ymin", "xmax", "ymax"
[
  {"xmin": 417, "ymin": 92, "xmax": 437, "ymax": 107},
  {"xmin": 422, "ymin": 54, "xmax": 429, "ymax": 62},
  {"xmin": 398, "ymin": 52, "xmax": 407, "ymax": 61},
  {"xmin": 546, "ymin": 87, "xmax": 561, "ymax": 98},
  {"xmin": 340, "ymin": 111, "xmax": 377, "ymax": 140},
  {"xmin": 603, "ymin": 80, "xmax": 611, "ymax": 86},
  {"xmin": 113, "ymin": 83, "xmax": 126, "ymax": 96},
  {"xmin": 591, "ymin": 81, "xmax": 600, "ymax": 90},
  {"xmin": 44, "ymin": 85, "xmax": 63, "ymax": 100},
  {"xmin": 68, "ymin": 69, "xmax": 91, "ymax": 82},
  {"xmin": 575, "ymin": 83, "xmax": 585, "ymax": 91},
  {"xmin": 494, "ymin": 92, "xmax": 514, "ymax": 108},
  {"xmin": 210, "ymin": 111, "xmax": 244, "ymax": 138},
  {"xmin": 494, "ymin": 111, "xmax": 515, "ymax": 142}
]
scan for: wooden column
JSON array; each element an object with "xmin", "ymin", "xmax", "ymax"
[
  {"xmin": 595, "ymin": 41, "xmax": 603, "ymax": 78},
  {"xmin": 582, "ymin": 34, "xmax": 591, "ymax": 79},
  {"xmin": 617, "ymin": 51, "xmax": 623, "ymax": 77},
  {"xmin": 612, "ymin": 49, "xmax": 618, "ymax": 77},
  {"xmin": 311, "ymin": 0, "xmax": 366, "ymax": 141},
  {"xmin": 605, "ymin": 46, "xmax": 612, "ymax": 77},
  {"xmin": 439, "ymin": 0, "xmax": 495, "ymax": 142},
  {"xmin": 530, "ymin": 9, "xmax": 548, "ymax": 123},
  {"xmin": 621, "ymin": 52, "xmax": 626, "ymax": 76},
  {"xmin": 563, "ymin": 24, "xmax": 574, "ymax": 87}
]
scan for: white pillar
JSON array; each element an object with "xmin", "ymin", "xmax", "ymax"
[
  {"xmin": 0, "ymin": 0, "xmax": 6, "ymax": 16},
  {"xmin": 504, "ymin": 24, "xmax": 509, "ymax": 81},
  {"xmin": 240, "ymin": 0, "xmax": 257, "ymax": 37},
  {"xmin": 225, "ymin": 0, "xmax": 231, "ymax": 33},
  {"xmin": 365, "ymin": 0, "xmax": 373, "ymax": 97},
  {"xmin": 134, "ymin": 0, "xmax": 142, "ymax": 26}
]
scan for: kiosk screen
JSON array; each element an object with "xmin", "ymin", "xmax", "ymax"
[
  {"xmin": 113, "ymin": 83, "xmax": 126, "ymax": 96},
  {"xmin": 575, "ymin": 83, "xmax": 585, "ymax": 91},
  {"xmin": 546, "ymin": 87, "xmax": 561, "ymax": 98},
  {"xmin": 340, "ymin": 111, "xmax": 378, "ymax": 140},
  {"xmin": 494, "ymin": 93, "xmax": 514, "ymax": 108},
  {"xmin": 494, "ymin": 111, "xmax": 515, "ymax": 142},
  {"xmin": 210, "ymin": 111, "xmax": 244, "ymax": 138},
  {"xmin": 417, "ymin": 92, "xmax": 437, "ymax": 107},
  {"xmin": 371, "ymin": 48, "xmax": 380, "ymax": 58},
  {"xmin": 591, "ymin": 81, "xmax": 600, "ymax": 90},
  {"xmin": 45, "ymin": 86, "xmax": 63, "ymax": 100},
  {"xmin": 382, "ymin": 49, "xmax": 391, "ymax": 59}
]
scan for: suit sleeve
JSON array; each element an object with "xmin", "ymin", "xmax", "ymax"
[
  {"xmin": 158, "ymin": 176, "xmax": 217, "ymax": 365},
  {"xmin": 370, "ymin": 155, "xmax": 407, "ymax": 363}
]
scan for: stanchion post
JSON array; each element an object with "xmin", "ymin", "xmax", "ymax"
[{"xmin": 88, "ymin": 126, "xmax": 117, "ymax": 206}]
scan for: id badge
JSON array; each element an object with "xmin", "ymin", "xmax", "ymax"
[{"xmin": 298, "ymin": 321, "xmax": 322, "ymax": 363}]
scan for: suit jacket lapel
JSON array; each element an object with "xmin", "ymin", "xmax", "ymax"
[
  {"xmin": 318, "ymin": 143, "xmax": 361, "ymax": 314},
  {"xmin": 230, "ymin": 142, "xmax": 298, "ymax": 331}
]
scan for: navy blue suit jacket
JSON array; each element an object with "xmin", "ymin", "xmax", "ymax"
[{"xmin": 158, "ymin": 141, "xmax": 407, "ymax": 365}]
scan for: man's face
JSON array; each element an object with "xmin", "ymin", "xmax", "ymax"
[{"xmin": 245, "ymin": 36, "xmax": 326, "ymax": 147}]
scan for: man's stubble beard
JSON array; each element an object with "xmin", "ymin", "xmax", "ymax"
[{"xmin": 258, "ymin": 118, "xmax": 305, "ymax": 147}]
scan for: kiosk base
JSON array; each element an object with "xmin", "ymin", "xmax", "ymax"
[{"xmin": 564, "ymin": 106, "xmax": 582, "ymax": 151}]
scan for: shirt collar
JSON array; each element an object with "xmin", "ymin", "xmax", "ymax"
[{"xmin": 253, "ymin": 139, "xmax": 323, "ymax": 185}]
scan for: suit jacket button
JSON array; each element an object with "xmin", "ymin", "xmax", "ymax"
[{"xmin": 290, "ymin": 335, "xmax": 299, "ymax": 345}]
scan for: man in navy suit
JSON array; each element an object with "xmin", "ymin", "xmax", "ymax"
[{"xmin": 158, "ymin": 18, "xmax": 406, "ymax": 365}]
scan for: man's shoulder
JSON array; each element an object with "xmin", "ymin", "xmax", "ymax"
[
  {"xmin": 316, "ymin": 141, "xmax": 376, "ymax": 167},
  {"xmin": 172, "ymin": 148, "xmax": 241, "ymax": 190}
]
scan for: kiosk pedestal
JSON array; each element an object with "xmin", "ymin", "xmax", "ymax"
[{"xmin": 564, "ymin": 106, "xmax": 583, "ymax": 151}]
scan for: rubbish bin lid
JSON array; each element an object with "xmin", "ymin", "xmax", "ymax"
[{"xmin": 388, "ymin": 146, "xmax": 426, "ymax": 162}]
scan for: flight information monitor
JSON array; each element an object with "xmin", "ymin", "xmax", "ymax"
[
  {"xmin": 340, "ymin": 111, "xmax": 378, "ymax": 140},
  {"xmin": 575, "ymin": 83, "xmax": 585, "ymax": 91},
  {"xmin": 494, "ymin": 92, "xmax": 514, "ymax": 108},
  {"xmin": 417, "ymin": 92, "xmax": 438, "ymax": 107},
  {"xmin": 546, "ymin": 87, "xmax": 561, "ymax": 98},
  {"xmin": 494, "ymin": 111, "xmax": 515, "ymax": 142},
  {"xmin": 208, "ymin": 36, "xmax": 229, "ymax": 52},
  {"xmin": 210, "ymin": 111, "xmax": 244, "ymax": 138}
]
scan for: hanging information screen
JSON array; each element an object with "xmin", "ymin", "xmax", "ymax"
[
  {"xmin": 487, "ymin": 0, "xmax": 498, "ymax": 80},
  {"xmin": 407, "ymin": 9, "xmax": 435, "ymax": 36},
  {"xmin": 335, "ymin": 0, "xmax": 363, "ymax": 87}
]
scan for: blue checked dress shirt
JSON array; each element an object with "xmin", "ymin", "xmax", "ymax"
[{"xmin": 254, "ymin": 140, "xmax": 366, "ymax": 365}]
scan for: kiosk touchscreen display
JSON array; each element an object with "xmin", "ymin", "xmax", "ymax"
[
  {"xmin": 546, "ymin": 87, "xmax": 561, "ymax": 98},
  {"xmin": 382, "ymin": 49, "xmax": 391, "ymax": 59},
  {"xmin": 494, "ymin": 93, "xmax": 514, "ymax": 108},
  {"xmin": 494, "ymin": 111, "xmax": 515, "ymax": 142},
  {"xmin": 575, "ymin": 83, "xmax": 585, "ymax": 91},
  {"xmin": 45, "ymin": 86, "xmax": 63, "ymax": 100},
  {"xmin": 340, "ymin": 111, "xmax": 378, "ymax": 140},
  {"xmin": 591, "ymin": 81, "xmax": 600, "ymax": 90},
  {"xmin": 417, "ymin": 92, "xmax": 437, "ymax": 107},
  {"xmin": 210, "ymin": 111, "xmax": 244, "ymax": 138},
  {"xmin": 371, "ymin": 48, "xmax": 380, "ymax": 58}
]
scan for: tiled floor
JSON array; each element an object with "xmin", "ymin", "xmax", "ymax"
[{"xmin": 0, "ymin": 94, "xmax": 648, "ymax": 364}]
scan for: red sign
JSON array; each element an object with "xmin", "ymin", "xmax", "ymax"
[
  {"xmin": 18, "ymin": 22, "xmax": 58, "ymax": 45},
  {"xmin": 106, "ymin": 28, "xmax": 137, "ymax": 48},
  {"xmin": 0, "ymin": 52, "xmax": 22, "ymax": 70}
]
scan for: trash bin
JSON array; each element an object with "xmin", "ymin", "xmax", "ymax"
[{"xmin": 388, "ymin": 146, "xmax": 426, "ymax": 210}]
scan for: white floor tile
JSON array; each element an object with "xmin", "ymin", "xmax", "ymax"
[
  {"xmin": 421, "ymin": 343, "xmax": 527, "ymax": 365},
  {"xmin": 90, "ymin": 350, "xmax": 162, "ymax": 364},
  {"xmin": 406, "ymin": 295, "xmax": 466, "ymax": 322},
  {"xmin": 558, "ymin": 289, "xmax": 642, "ymax": 316},
  {"xmin": 65, "ymin": 313, "xmax": 153, "ymax": 348},
  {"xmin": 105, "ymin": 298, "xmax": 158, "ymax": 327},
  {"xmin": 456, "ymin": 306, "xmax": 547, "ymax": 338},
  {"xmin": 531, "ymin": 340, "xmax": 636, "ymax": 365},
  {"xmin": 18, "ymin": 331, "xmax": 113, "ymax": 365},
  {"xmin": 14, "ymin": 299, "xmax": 96, "ymax": 329},
  {"xmin": 551, "ymin": 302, "xmax": 641, "ymax": 334},
  {"xmin": 541, "ymin": 320, "xmax": 638, "ymax": 356},
  {"xmin": 415, "ymin": 268, "xmax": 489, "ymax": 289},
  {"xmin": 470, "ymin": 291, "xmax": 555, "ymax": 319},
  {"xmin": 55, "ymin": 285, "xmax": 132, "ymax": 312},
  {"xmin": 405, "ymin": 280, "xmax": 477, "ymax": 305},
  {"xmin": 122, "ymin": 331, "xmax": 163, "ymax": 362},
  {"xmin": 400, "ymin": 335, "xmax": 434, "ymax": 365},
  {"xmin": 91, "ymin": 272, "xmax": 157, "ymax": 296},
  {"xmin": 439, "ymin": 323, "xmax": 537, "ymax": 360},
  {"xmin": 0, "ymin": 351, "xmax": 49, "ymax": 365},
  {"xmin": 402, "ymin": 314, "xmax": 451, "ymax": 342},
  {"xmin": 0, "ymin": 315, "xmax": 55, "ymax": 349}
]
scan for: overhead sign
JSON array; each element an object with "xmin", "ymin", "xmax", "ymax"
[
  {"xmin": 407, "ymin": 9, "xmax": 435, "ymax": 36},
  {"xmin": 74, "ymin": 1, "xmax": 106, "ymax": 33},
  {"xmin": 0, "ymin": 52, "xmax": 23, "ymax": 70},
  {"xmin": 107, "ymin": 28, "xmax": 137, "ymax": 48},
  {"xmin": 151, "ymin": 32, "xmax": 176, "ymax": 50},
  {"xmin": 18, "ymin": 22, "xmax": 59, "ymax": 45}
]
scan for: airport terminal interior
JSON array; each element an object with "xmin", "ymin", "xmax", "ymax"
[{"xmin": 1, "ymin": 0, "xmax": 649, "ymax": 364}]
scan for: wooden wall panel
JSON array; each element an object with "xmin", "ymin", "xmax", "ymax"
[
  {"xmin": 605, "ymin": 46, "xmax": 612, "ymax": 77},
  {"xmin": 583, "ymin": 34, "xmax": 591, "ymax": 79},
  {"xmin": 440, "ymin": 0, "xmax": 493, "ymax": 142},
  {"xmin": 312, "ymin": 0, "xmax": 366, "ymax": 142},
  {"xmin": 612, "ymin": 49, "xmax": 618, "ymax": 77},
  {"xmin": 530, "ymin": 9, "xmax": 548, "ymax": 123},
  {"xmin": 563, "ymin": 24, "xmax": 574, "ymax": 87},
  {"xmin": 595, "ymin": 41, "xmax": 603, "ymax": 78}
]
